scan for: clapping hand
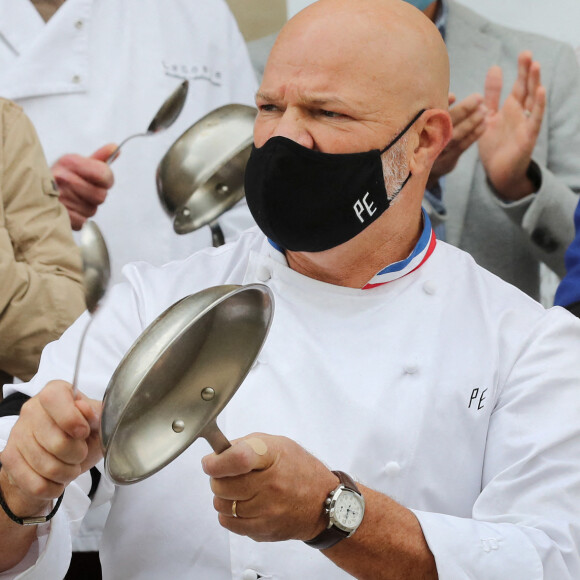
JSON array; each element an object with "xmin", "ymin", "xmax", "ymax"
[
  {"xmin": 477, "ymin": 51, "xmax": 546, "ymax": 200},
  {"xmin": 427, "ymin": 92, "xmax": 487, "ymax": 189}
]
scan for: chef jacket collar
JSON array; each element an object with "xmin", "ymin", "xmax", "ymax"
[{"xmin": 267, "ymin": 208, "xmax": 437, "ymax": 289}]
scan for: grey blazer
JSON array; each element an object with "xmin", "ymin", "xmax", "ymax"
[{"xmin": 434, "ymin": 1, "xmax": 580, "ymax": 300}]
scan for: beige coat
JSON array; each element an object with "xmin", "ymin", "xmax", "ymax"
[{"xmin": 0, "ymin": 98, "xmax": 84, "ymax": 383}]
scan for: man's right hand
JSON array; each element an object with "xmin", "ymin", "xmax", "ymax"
[
  {"xmin": 0, "ymin": 381, "xmax": 102, "ymax": 519},
  {"xmin": 427, "ymin": 93, "xmax": 487, "ymax": 189},
  {"xmin": 53, "ymin": 144, "xmax": 117, "ymax": 230}
]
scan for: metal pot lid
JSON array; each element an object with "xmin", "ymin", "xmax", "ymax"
[
  {"xmin": 100, "ymin": 283, "xmax": 274, "ymax": 485},
  {"xmin": 156, "ymin": 104, "xmax": 257, "ymax": 235}
]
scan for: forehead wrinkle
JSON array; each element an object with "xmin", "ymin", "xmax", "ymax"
[
  {"xmin": 257, "ymin": 86, "xmax": 375, "ymax": 117},
  {"xmin": 257, "ymin": 86, "xmax": 342, "ymax": 104}
]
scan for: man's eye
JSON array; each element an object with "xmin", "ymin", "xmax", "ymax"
[
  {"xmin": 259, "ymin": 104, "xmax": 279, "ymax": 113},
  {"xmin": 320, "ymin": 110, "xmax": 343, "ymax": 118}
]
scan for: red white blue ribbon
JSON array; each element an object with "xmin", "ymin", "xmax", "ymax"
[
  {"xmin": 268, "ymin": 209, "xmax": 436, "ymax": 289},
  {"xmin": 363, "ymin": 209, "xmax": 436, "ymax": 289}
]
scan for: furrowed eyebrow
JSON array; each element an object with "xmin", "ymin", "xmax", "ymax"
[
  {"xmin": 305, "ymin": 98, "xmax": 348, "ymax": 108},
  {"xmin": 255, "ymin": 91, "xmax": 275, "ymax": 103},
  {"xmin": 255, "ymin": 91, "xmax": 349, "ymax": 109}
]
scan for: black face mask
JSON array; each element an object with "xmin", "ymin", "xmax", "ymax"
[{"xmin": 244, "ymin": 109, "xmax": 425, "ymax": 252}]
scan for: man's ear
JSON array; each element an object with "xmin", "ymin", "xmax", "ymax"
[{"xmin": 408, "ymin": 109, "xmax": 452, "ymax": 176}]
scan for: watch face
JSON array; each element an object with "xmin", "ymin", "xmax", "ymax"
[{"xmin": 332, "ymin": 489, "xmax": 364, "ymax": 531}]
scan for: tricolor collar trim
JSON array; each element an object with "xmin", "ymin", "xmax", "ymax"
[
  {"xmin": 267, "ymin": 208, "xmax": 436, "ymax": 289},
  {"xmin": 363, "ymin": 209, "xmax": 436, "ymax": 289}
]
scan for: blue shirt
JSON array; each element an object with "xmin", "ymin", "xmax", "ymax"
[{"xmin": 554, "ymin": 198, "xmax": 580, "ymax": 310}]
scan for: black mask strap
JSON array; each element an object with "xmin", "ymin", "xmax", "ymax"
[
  {"xmin": 389, "ymin": 171, "xmax": 413, "ymax": 200},
  {"xmin": 380, "ymin": 109, "xmax": 427, "ymax": 154}
]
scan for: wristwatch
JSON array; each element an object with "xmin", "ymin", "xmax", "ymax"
[{"xmin": 304, "ymin": 470, "xmax": 365, "ymax": 550}]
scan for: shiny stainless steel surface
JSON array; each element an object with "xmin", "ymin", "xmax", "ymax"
[
  {"xmin": 73, "ymin": 221, "xmax": 111, "ymax": 395},
  {"xmin": 80, "ymin": 221, "xmax": 111, "ymax": 314},
  {"xmin": 100, "ymin": 283, "xmax": 274, "ymax": 485},
  {"xmin": 156, "ymin": 104, "xmax": 257, "ymax": 238},
  {"xmin": 107, "ymin": 80, "xmax": 189, "ymax": 164}
]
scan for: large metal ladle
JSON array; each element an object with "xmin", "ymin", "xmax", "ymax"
[
  {"xmin": 72, "ymin": 221, "xmax": 111, "ymax": 395},
  {"xmin": 107, "ymin": 80, "xmax": 189, "ymax": 164}
]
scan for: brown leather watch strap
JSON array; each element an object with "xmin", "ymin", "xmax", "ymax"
[
  {"xmin": 334, "ymin": 471, "xmax": 358, "ymax": 493},
  {"xmin": 304, "ymin": 471, "xmax": 361, "ymax": 550}
]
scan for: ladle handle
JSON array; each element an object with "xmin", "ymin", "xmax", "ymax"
[
  {"xmin": 106, "ymin": 132, "xmax": 149, "ymax": 165},
  {"xmin": 202, "ymin": 420, "xmax": 232, "ymax": 454},
  {"xmin": 71, "ymin": 314, "xmax": 95, "ymax": 396}
]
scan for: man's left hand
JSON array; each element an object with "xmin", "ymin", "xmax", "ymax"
[
  {"xmin": 202, "ymin": 434, "xmax": 338, "ymax": 542},
  {"xmin": 478, "ymin": 51, "xmax": 546, "ymax": 201}
]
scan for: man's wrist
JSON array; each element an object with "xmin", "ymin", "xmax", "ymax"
[
  {"xmin": 487, "ymin": 160, "xmax": 541, "ymax": 201},
  {"xmin": 0, "ymin": 463, "xmax": 52, "ymax": 525},
  {"xmin": 305, "ymin": 471, "xmax": 365, "ymax": 549},
  {"xmin": 305, "ymin": 471, "xmax": 340, "ymax": 541}
]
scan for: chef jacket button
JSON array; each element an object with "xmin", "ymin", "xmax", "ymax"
[
  {"xmin": 242, "ymin": 569, "xmax": 260, "ymax": 580},
  {"xmin": 72, "ymin": 75, "xmax": 81, "ymax": 84},
  {"xmin": 404, "ymin": 364, "xmax": 418, "ymax": 375},
  {"xmin": 256, "ymin": 266, "xmax": 271, "ymax": 282},
  {"xmin": 384, "ymin": 461, "xmax": 401, "ymax": 476},
  {"xmin": 422, "ymin": 281, "xmax": 436, "ymax": 295},
  {"xmin": 75, "ymin": 19, "xmax": 84, "ymax": 30}
]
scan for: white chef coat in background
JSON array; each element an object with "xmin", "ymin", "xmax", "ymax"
[
  {"xmin": 0, "ymin": 0, "xmax": 258, "ymax": 284},
  {"xmin": 0, "ymin": 0, "xmax": 258, "ymax": 556},
  {"xmin": 2, "ymin": 228, "xmax": 580, "ymax": 579}
]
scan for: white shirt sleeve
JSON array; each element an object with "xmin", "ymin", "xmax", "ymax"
[{"xmin": 413, "ymin": 307, "xmax": 580, "ymax": 579}]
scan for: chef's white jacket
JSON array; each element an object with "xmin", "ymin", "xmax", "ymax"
[
  {"xmin": 0, "ymin": 0, "xmax": 258, "ymax": 283},
  {"xmin": 2, "ymin": 229, "xmax": 580, "ymax": 579}
]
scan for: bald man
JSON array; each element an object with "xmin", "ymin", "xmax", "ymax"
[{"xmin": 1, "ymin": 1, "xmax": 580, "ymax": 578}]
